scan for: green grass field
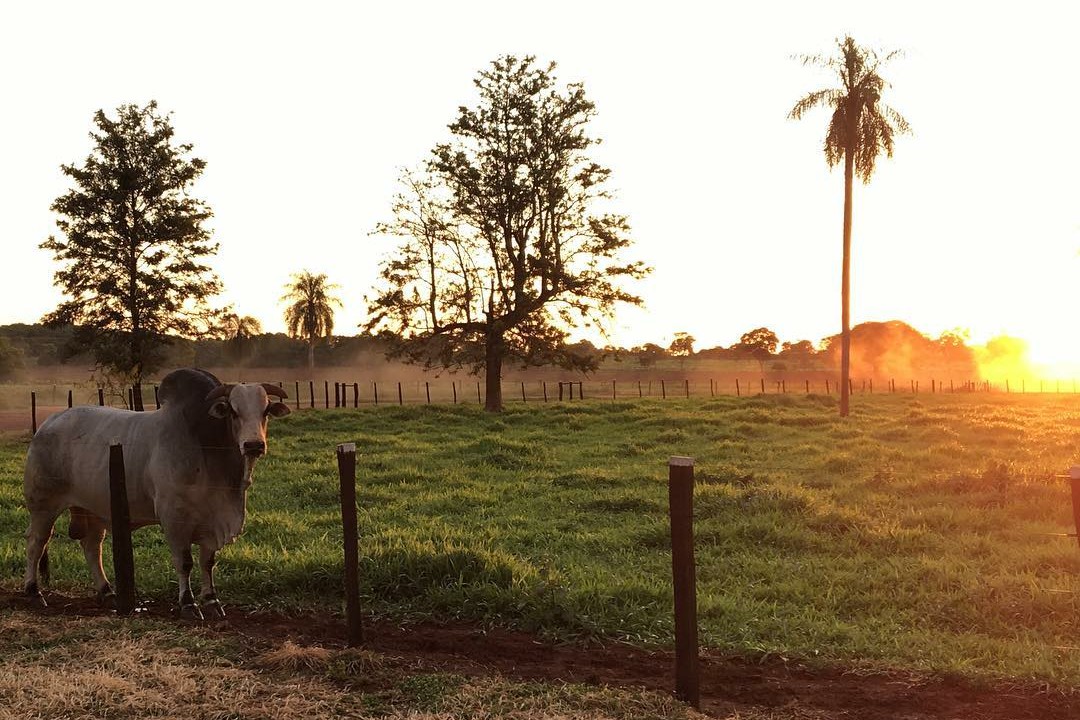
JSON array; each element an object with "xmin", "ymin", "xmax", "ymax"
[{"xmin": 3, "ymin": 393, "xmax": 1080, "ymax": 687}]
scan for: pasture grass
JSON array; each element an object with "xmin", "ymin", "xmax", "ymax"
[{"xmin": 3, "ymin": 393, "xmax": 1080, "ymax": 686}]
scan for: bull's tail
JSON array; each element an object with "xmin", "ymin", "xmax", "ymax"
[{"xmin": 38, "ymin": 548, "xmax": 50, "ymax": 587}]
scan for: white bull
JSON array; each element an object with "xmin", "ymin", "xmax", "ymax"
[{"xmin": 23, "ymin": 368, "xmax": 290, "ymax": 619}]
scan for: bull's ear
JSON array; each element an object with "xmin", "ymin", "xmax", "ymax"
[
  {"xmin": 208, "ymin": 399, "xmax": 231, "ymax": 419},
  {"xmin": 267, "ymin": 402, "xmax": 291, "ymax": 418}
]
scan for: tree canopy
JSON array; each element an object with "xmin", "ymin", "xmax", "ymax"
[
  {"xmin": 366, "ymin": 55, "xmax": 649, "ymax": 410},
  {"xmin": 40, "ymin": 101, "xmax": 220, "ymax": 384}
]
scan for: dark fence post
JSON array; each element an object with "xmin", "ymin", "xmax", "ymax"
[
  {"xmin": 452, "ymin": 382, "xmax": 457, "ymax": 404},
  {"xmin": 154, "ymin": 385, "xmax": 160, "ymax": 409},
  {"xmin": 324, "ymin": 381, "xmax": 330, "ymax": 409},
  {"xmin": 425, "ymin": 382, "xmax": 431, "ymax": 404},
  {"xmin": 337, "ymin": 443, "xmax": 364, "ymax": 646},
  {"xmin": 1070, "ymin": 466, "xmax": 1080, "ymax": 550},
  {"xmin": 735, "ymin": 379, "xmax": 740, "ymax": 397},
  {"xmin": 578, "ymin": 382, "xmax": 584, "ymax": 400},
  {"xmin": 661, "ymin": 380, "xmax": 666, "ymax": 400},
  {"xmin": 295, "ymin": 382, "xmax": 300, "ymax": 410},
  {"xmin": 521, "ymin": 382, "xmax": 527, "ymax": 403},
  {"xmin": 669, "ymin": 456, "xmax": 700, "ymax": 708},
  {"xmin": 109, "ymin": 444, "xmax": 136, "ymax": 615},
  {"xmin": 685, "ymin": 379, "xmax": 690, "ymax": 398},
  {"xmin": 334, "ymin": 383, "xmax": 340, "ymax": 408},
  {"xmin": 128, "ymin": 387, "xmax": 134, "ymax": 409},
  {"xmin": 559, "ymin": 382, "xmax": 564, "ymax": 402},
  {"xmin": 31, "ymin": 391, "xmax": 37, "ymax": 434},
  {"xmin": 398, "ymin": 382, "xmax": 404, "ymax": 406},
  {"xmin": 98, "ymin": 387, "xmax": 105, "ymax": 407},
  {"xmin": 543, "ymin": 381, "xmax": 548, "ymax": 402},
  {"xmin": 638, "ymin": 380, "xmax": 643, "ymax": 398},
  {"xmin": 309, "ymin": 381, "xmax": 315, "ymax": 408},
  {"xmin": 760, "ymin": 378, "xmax": 765, "ymax": 394},
  {"xmin": 477, "ymin": 382, "xmax": 481, "ymax": 405},
  {"xmin": 67, "ymin": 389, "xmax": 72, "ymax": 408}
]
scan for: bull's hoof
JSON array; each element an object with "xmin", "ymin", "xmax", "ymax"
[
  {"xmin": 97, "ymin": 583, "xmax": 116, "ymax": 608},
  {"xmin": 179, "ymin": 603, "xmax": 205, "ymax": 621},
  {"xmin": 202, "ymin": 599, "xmax": 226, "ymax": 619},
  {"xmin": 25, "ymin": 584, "xmax": 47, "ymax": 608}
]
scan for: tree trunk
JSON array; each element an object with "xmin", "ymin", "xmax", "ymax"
[
  {"xmin": 839, "ymin": 149, "xmax": 854, "ymax": 417},
  {"xmin": 484, "ymin": 332, "xmax": 505, "ymax": 412}
]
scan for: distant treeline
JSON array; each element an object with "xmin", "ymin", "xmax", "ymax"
[{"xmin": 0, "ymin": 319, "xmax": 991, "ymax": 382}]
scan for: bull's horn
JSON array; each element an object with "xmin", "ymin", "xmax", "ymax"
[
  {"xmin": 261, "ymin": 383, "xmax": 289, "ymax": 400},
  {"xmin": 205, "ymin": 384, "xmax": 234, "ymax": 402}
]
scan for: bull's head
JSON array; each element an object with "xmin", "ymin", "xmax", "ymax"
[{"xmin": 206, "ymin": 383, "xmax": 291, "ymax": 459}]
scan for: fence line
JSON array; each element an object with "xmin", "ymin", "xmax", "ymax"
[{"xmin": 18, "ymin": 376, "xmax": 1080, "ymax": 426}]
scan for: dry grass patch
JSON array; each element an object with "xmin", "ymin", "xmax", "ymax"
[{"xmin": 0, "ymin": 610, "xmax": 697, "ymax": 720}]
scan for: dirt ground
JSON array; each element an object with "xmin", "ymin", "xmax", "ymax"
[{"xmin": 2, "ymin": 590, "xmax": 1078, "ymax": 720}]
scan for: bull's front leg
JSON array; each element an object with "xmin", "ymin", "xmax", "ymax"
[
  {"xmin": 198, "ymin": 545, "xmax": 225, "ymax": 619},
  {"xmin": 164, "ymin": 525, "xmax": 202, "ymax": 620}
]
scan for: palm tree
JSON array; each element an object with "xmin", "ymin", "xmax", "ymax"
[
  {"xmin": 789, "ymin": 36, "xmax": 910, "ymax": 417},
  {"xmin": 221, "ymin": 312, "xmax": 262, "ymax": 366},
  {"xmin": 281, "ymin": 271, "xmax": 342, "ymax": 372}
]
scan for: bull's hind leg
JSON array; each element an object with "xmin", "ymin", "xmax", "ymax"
[
  {"xmin": 24, "ymin": 508, "xmax": 61, "ymax": 606},
  {"xmin": 73, "ymin": 511, "xmax": 115, "ymax": 606},
  {"xmin": 198, "ymin": 545, "xmax": 225, "ymax": 619}
]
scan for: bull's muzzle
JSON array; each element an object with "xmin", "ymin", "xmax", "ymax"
[{"xmin": 242, "ymin": 440, "xmax": 266, "ymax": 458}]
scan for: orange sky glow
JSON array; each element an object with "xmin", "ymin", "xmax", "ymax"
[{"xmin": 0, "ymin": 1, "xmax": 1077, "ymax": 379}]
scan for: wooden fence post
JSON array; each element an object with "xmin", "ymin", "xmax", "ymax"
[
  {"xmin": 67, "ymin": 389, "xmax": 72, "ymax": 408},
  {"xmin": 476, "ymin": 382, "xmax": 481, "ymax": 405},
  {"xmin": 543, "ymin": 381, "xmax": 548, "ymax": 402},
  {"xmin": 398, "ymin": 382, "xmax": 403, "ymax": 406},
  {"xmin": 735, "ymin": 379, "xmax": 740, "ymax": 397},
  {"xmin": 309, "ymin": 381, "xmax": 315, "ymax": 408},
  {"xmin": 661, "ymin": 380, "xmax": 667, "ymax": 400},
  {"xmin": 1070, "ymin": 467, "xmax": 1080, "ymax": 550},
  {"xmin": 558, "ymin": 382, "xmax": 564, "ymax": 402},
  {"xmin": 98, "ymin": 388, "xmax": 105, "ymax": 406},
  {"xmin": 668, "ymin": 456, "xmax": 700, "ymax": 708},
  {"xmin": 109, "ymin": 444, "xmax": 136, "ymax": 615},
  {"xmin": 337, "ymin": 443, "xmax": 364, "ymax": 646},
  {"xmin": 578, "ymin": 381, "xmax": 584, "ymax": 400},
  {"xmin": 522, "ymin": 381, "xmax": 527, "ymax": 403},
  {"xmin": 452, "ymin": 382, "xmax": 458, "ymax": 404},
  {"xmin": 324, "ymin": 381, "xmax": 330, "ymax": 408},
  {"xmin": 373, "ymin": 382, "xmax": 380, "ymax": 406},
  {"xmin": 426, "ymin": 382, "xmax": 431, "ymax": 404},
  {"xmin": 760, "ymin": 378, "xmax": 765, "ymax": 394},
  {"xmin": 685, "ymin": 379, "xmax": 690, "ymax": 398}
]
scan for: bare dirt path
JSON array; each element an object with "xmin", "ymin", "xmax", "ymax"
[{"xmin": 3, "ymin": 590, "xmax": 1078, "ymax": 719}]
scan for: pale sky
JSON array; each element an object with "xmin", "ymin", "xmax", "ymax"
[{"xmin": 1, "ymin": 1, "xmax": 1078, "ymax": 366}]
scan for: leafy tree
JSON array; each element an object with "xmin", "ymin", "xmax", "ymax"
[
  {"xmin": 735, "ymin": 327, "xmax": 779, "ymax": 374},
  {"xmin": 668, "ymin": 332, "xmax": 695, "ymax": 370},
  {"xmin": 779, "ymin": 339, "xmax": 818, "ymax": 369},
  {"xmin": 634, "ymin": 343, "xmax": 667, "ymax": 369},
  {"xmin": 789, "ymin": 36, "xmax": 910, "ymax": 416},
  {"xmin": 40, "ymin": 101, "xmax": 221, "ymax": 390},
  {"xmin": 282, "ymin": 271, "xmax": 341, "ymax": 372},
  {"xmin": 367, "ymin": 56, "xmax": 649, "ymax": 411}
]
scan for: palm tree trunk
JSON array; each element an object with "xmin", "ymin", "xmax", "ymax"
[{"xmin": 839, "ymin": 150, "xmax": 854, "ymax": 417}]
